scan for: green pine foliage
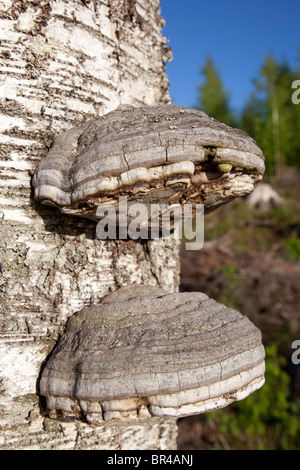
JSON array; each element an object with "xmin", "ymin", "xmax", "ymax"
[
  {"xmin": 240, "ymin": 56, "xmax": 300, "ymax": 176},
  {"xmin": 197, "ymin": 56, "xmax": 237, "ymax": 127}
]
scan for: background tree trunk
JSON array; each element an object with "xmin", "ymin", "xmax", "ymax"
[{"xmin": 0, "ymin": 0, "xmax": 179, "ymax": 449}]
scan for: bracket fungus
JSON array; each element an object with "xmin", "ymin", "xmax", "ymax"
[
  {"xmin": 34, "ymin": 105, "xmax": 266, "ymax": 425},
  {"xmin": 39, "ymin": 286, "xmax": 265, "ymax": 424},
  {"xmin": 32, "ymin": 104, "xmax": 265, "ymax": 223}
]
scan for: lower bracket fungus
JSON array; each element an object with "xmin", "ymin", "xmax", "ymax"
[{"xmin": 39, "ymin": 286, "xmax": 265, "ymax": 424}]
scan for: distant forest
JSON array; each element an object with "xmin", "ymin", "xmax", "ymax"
[{"xmin": 197, "ymin": 48, "xmax": 300, "ymax": 177}]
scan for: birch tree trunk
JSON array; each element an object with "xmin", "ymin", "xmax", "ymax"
[{"xmin": 0, "ymin": 0, "xmax": 180, "ymax": 450}]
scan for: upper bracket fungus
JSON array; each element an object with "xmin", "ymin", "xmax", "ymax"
[
  {"xmin": 39, "ymin": 286, "xmax": 265, "ymax": 424},
  {"xmin": 32, "ymin": 105, "xmax": 264, "ymax": 224}
]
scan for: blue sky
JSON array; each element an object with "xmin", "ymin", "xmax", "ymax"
[{"xmin": 160, "ymin": 0, "xmax": 300, "ymax": 114}]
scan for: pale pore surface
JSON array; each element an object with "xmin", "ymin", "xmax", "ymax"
[{"xmin": 39, "ymin": 286, "xmax": 265, "ymax": 424}]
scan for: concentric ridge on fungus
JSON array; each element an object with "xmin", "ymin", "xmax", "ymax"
[
  {"xmin": 32, "ymin": 105, "xmax": 265, "ymax": 221},
  {"xmin": 39, "ymin": 286, "xmax": 265, "ymax": 424}
]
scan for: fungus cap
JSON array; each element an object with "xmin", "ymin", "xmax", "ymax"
[
  {"xmin": 39, "ymin": 285, "xmax": 265, "ymax": 424},
  {"xmin": 32, "ymin": 105, "xmax": 265, "ymax": 221}
]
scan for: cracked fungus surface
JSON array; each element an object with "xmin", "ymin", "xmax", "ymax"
[
  {"xmin": 39, "ymin": 286, "xmax": 265, "ymax": 424},
  {"xmin": 32, "ymin": 105, "xmax": 265, "ymax": 221}
]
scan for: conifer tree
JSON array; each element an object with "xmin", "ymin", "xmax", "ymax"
[
  {"xmin": 240, "ymin": 52, "xmax": 300, "ymax": 176},
  {"xmin": 197, "ymin": 56, "xmax": 236, "ymax": 127}
]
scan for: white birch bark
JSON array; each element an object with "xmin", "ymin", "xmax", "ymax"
[{"xmin": 0, "ymin": 0, "xmax": 179, "ymax": 449}]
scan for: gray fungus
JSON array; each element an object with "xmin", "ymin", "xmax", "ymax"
[
  {"xmin": 34, "ymin": 106, "xmax": 266, "ymax": 424},
  {"xmin": 32, "ymin": 104, "xmax": 264, "ymax": 222},
  {"xmin": 39, "ymin": 286, "xmax": 265, "ymax": 424}
]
